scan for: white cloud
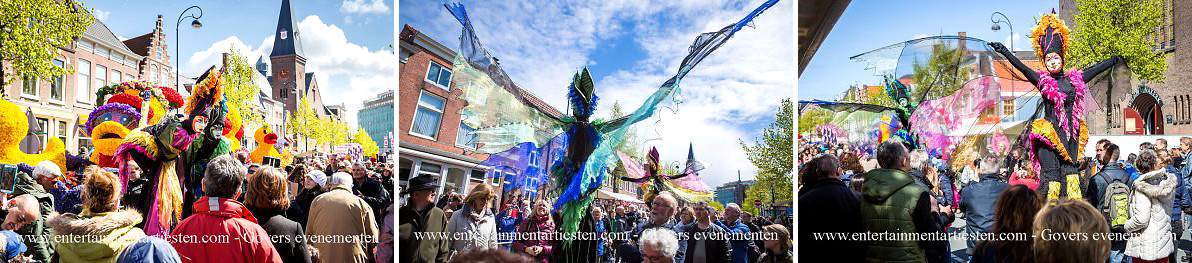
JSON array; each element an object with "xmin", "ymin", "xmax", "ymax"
[
  {"xmin": 185, "ymin": 15, "xmax": 394, "ymax": 130},
  {"xmin": 93, "ymin": 9, "xmax": 110, "ymax": 21},
  {"xmin": 403, "ymin": 0, "xmax": 793, "ymax": 187},
  {"xmin": 1002, "ymin": 33, "xmax": 1028, "ymax": 51},
  {"xmin": 341, "ymin": 0, "xmax": 389, "ymax": 14}
]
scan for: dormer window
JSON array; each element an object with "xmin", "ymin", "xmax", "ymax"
[{"xmin": 280, "ymin": 30, "xmax": 288, "ymax": 40}]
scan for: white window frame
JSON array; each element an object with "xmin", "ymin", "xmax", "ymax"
[
  {"xmin": 49, "ymin": 59, "xmax": 66, "ymax": 104},
  {"xmin": 151, "ymin": 65, "xmax": 159, "ymax": 84},
  {"xmin": 78, "ymin": 40, "xmax": 94, "ymax": 53},
  {"xmin": 76, "ymin": 59, "xmax": 91, "ymax": 104},
  {"xmin": 113, "ymin": 70, "xmax": 123, "ymax": 83},
  {"xmin": 409, "ymin": 90, "xmax": 445, "ymax": 140},
  {"xmin": 424, "ymin": 61, "xmax": 452, "ymax": 90},
  {"xmin": 21, "ymin": 75, "xmax": 38, "ymax": 99},
  {"xmin": 57, "ymin": 120, "xmax": 68, "ymax": 144},
  {"xmin": 96, "ymin": 64, "xmax": 108, "ymax": 89},
  {"xmin": 455, "ymin": 121, "xmax": 477, "ymax": 149}
]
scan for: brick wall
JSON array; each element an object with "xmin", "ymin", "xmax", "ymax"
[{"xmin": 398, "ymin": 48, "xmax": 488, "ymax": 160}]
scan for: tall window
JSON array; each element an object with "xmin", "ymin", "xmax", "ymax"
[
  {"xmin": 51, "ymin": 60, "xmax": 64, "ymax": 101},
  {"xmin": 21, "ymin": 75, "xmax": 36, "ymax": 96},
  {"xmin": 151, "ymin": 66, "xmax": 159, "ymax": 84},
  {"xmin": 411, "ymin": 90, "xmax": 445, "ymax": 138},
  {"xmin": 76, "ymin": 59, "xmax": 91, "ymax": 103},
  {"xmin": 425, "ymin": 61, "xmax": 452, "ymax": 89},
  {"xmin": 456, "ymin": 122, "xmax": 477, "ymax": 148},
  {"xmin": 1002, "ymin": 99, "xmax": 1015, "ymax": 119},
  {"xmin": 57, "ymin": 121, "xmax": 68, "ymax": 143},
  {"xmin": 113, "ymin": 70, "xmax": 123, "ymax": 83},
  {"xmin": 96, "ymin": 64, "xmax": 108, "ymax": 92},
  {"xmin": 36, "ymin": 118, "xmax": 48, "ymax": 147}
]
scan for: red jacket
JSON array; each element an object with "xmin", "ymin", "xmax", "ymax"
[{"xmin": 171, "ymin": 197, "xmax": 284, "ymax": 263}]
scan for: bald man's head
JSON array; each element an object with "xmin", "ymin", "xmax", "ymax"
[
  {"xmin": 650, "ymin": 192, "xmax": 678, "ymax": 225},
  {"xmin": 4, "ymin": 195, "xmax": 40, "ymax": 230}
]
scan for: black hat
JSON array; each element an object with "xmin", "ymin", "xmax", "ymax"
[{"xmin": 403, "ymin": 174, "xmax": 439, "ymax": 195}]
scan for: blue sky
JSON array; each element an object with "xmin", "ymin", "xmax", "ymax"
[
  {"xmin": 87, "ymin": 0, "xmax": 395, "ymax": 128},
  {"xmin": 400, "ymin": 0, "xmax": 794, "ymax": 187},
  {"xmin": 799, "ymin": 0, "xmax": 1056, "ymax": 100}
]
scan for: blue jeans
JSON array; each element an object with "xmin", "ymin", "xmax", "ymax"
[{"xmin": 1109, "ymin": 249, "xmax": 1129, "ymax": 263}]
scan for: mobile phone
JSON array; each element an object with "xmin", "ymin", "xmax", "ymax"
[{"xmin": 0, "ymin": 164, "xmax": 18, "ymax": 194}]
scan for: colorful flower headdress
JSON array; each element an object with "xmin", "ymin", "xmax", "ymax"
[
  {"xmin": 1030, "ymin": 11, "xmax": 1070, "ymax": 61},
  {"xmin": 94, "ymin": 80, "xmax": 185, "ymax": 110}
]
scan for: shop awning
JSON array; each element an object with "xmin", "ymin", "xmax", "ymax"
[{"xmin": 597, "ymin": 189, "xmax": 645, "ymax": 204}]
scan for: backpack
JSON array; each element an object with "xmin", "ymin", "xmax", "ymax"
[{"xmin": 1100, "ymin": 167, "xmax": 1131, "ymax": 230}]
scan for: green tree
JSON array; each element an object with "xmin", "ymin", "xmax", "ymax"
[
  {"xmin": 708, "ymin": 201, "xmax": 725, "ymax": 213},
  {"xmin": 909, "ymin": 40, "xmax": 969, "ymax": 102},
  {"xmin": 797, "ymin": 108, "xmax": 831, "ymax": 135},
  {"xmin": 1070, "ymin": 0, "xmax": 1166, "ymax": 81},
  {"xmin": 605, "ymin": 101, "xmax": 641, "ymax": 192},
  {"xmin": 743, "ymin": 172, "xmax": 792, "ymax": 217},
  {"xmin": 221, "ymin": 46, "xmax": 262, "ymax": 127},
  {"xmin": 285, "ymin": 95, "xmax": 319, "ymax": 152},
  {"xmin": 739, "ymin": 99, "xmax": 794, "ymax": 216},
  {"xmin": 353, "ymin": 128, "xmax": 380, "ymax": 157},
  {"xmin": 1, "ymin": 0, "xmax": 93, "ymax": 92}
]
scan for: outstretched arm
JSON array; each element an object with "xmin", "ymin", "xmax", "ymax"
[
  {"xmin": 990, "ymin": 42, "xmax": 1040, "ymax": 85},
  {"xmin": 1082, "ymin": 56, "xmax": 1122, "ymax": 81}
]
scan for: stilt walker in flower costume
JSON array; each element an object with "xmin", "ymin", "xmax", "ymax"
[
  {"xmin": 176, "ymin": 66, "xmax": 232, "ymax": 219},
  {"xmin": 88, "ymin": 81, "xmax": 186, "ymax": 168},
  {"xmin": 990, "ymin": 11, "xmax": 1122, "ymax": 201},
  {"xmin": 109, "ymin": 82, "xmax": 197, "ymax": 236},
  {"xmin": 443, "ymin": 1, "xmax": 780, "ymax": 262},
  {"xmin": 617, "ymin": 146, "xmax": 713, "ymax": 203}
]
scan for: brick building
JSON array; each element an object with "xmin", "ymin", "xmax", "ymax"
[
  {"xmin": 397, "ymin": 24, "xmax": 569, "ymax": 199},
  {"xmin": 5, "ymin": 18, "xmax": 156, "ymax": 154},
  {"xmin": 121, "ymin": 15, "xmax": 175, "ymax": 91},
  {"xmin": 398, "ymin": 24, "xmax": 492, "ymax": 196},
  {"xmin": 1060, "ymin": 0, "xmax": 1187, "ymax": 135}
]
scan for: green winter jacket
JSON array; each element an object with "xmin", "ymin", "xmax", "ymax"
[
  {"xmin": 12, "ymin": 171, "xmax": 54, "ymax": 262},
  {"xmin": 859, "ymin": 168, "xmax": 927, "ymax": 263}
]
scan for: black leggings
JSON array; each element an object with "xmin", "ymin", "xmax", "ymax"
[{"xmin": 1035, "ymin": 143, "xmax": 1081, "ymax": 199}]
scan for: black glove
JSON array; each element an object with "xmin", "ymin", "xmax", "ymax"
[{"xmin": 989, "ymin": 42, "xmax": 1009, "ymax": 53}]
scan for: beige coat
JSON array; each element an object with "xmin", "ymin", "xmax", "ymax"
[{"xmin": 307, "ymin": 186, "xmax": 379, "ymax": 263}]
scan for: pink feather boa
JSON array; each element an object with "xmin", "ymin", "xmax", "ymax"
[{"xmin": 1036, "ymin": 70, "xmax": 1086, "ymax": 139}]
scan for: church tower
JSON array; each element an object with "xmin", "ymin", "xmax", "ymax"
[{"xmin": 269, "ymin": 0, "xmax": 306, "ymax": 114}]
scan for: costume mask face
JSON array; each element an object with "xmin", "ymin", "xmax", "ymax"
[
  {"xmin": 192, "ymin": 116, "xmax": 208, "ymax": 132},
  {"xmin": 1045, "ymin": 52, "xmax": 1063, "ymax": 73}
]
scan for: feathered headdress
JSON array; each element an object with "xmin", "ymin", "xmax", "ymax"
[
  {"xmin": 183, "ymin": 66, "xmax": 226, "ymax": 134},
  {"xmin": 567, "ymin": 68, "xmax": 599, "ymax": 119},
  {"xmin": 1031, "ymin": 11, "xmax": 1070, "ymax": 60}
]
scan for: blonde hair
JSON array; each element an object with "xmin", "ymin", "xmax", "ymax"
[
  {"xmin": 1032, "ymin": 199, "xmax": 1110, "ymax": 263},
  {"xmin": 83, "ymin": 165, "xmax": 122, "ymax": 214},
  {"xmin": 464, "ymin": 184, "xmax": 496, "ymax": 208},
  {"xmin": 245, "ymin": 167, "xmax": 291, "ymax": 210}
]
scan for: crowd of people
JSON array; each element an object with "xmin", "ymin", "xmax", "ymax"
[
  {"xmin": 398, "ymin": 174, "xmax": 794, "ymax": 263},
  {"xmin": 0, "ymin": 152, "xmax": 394, "ymax": 263},
  {"xmin": 798, "ymin": 137, "xmax": 1192, "ymax": 263}
]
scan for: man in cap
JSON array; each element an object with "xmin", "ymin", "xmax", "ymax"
[{"xmin": 398, "ymin": 175, "xmax": 449, "ymax": 263}]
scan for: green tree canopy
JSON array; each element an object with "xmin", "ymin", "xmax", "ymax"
[
  {"xmin": 1070, "ymin": 0, "xmax": 1167, "ymax": 81},
  {"xmin": 909, "ymin": 40, "xmax": 969, "ymax": 103},
  {"xmin": 1, "ymin": 0, "xmax": 93, "ymax": 91},
  {"xmin": 221, "ymin": 46, "xmax": 262, "ymax": 127},
  {"xmin": 740, "ymin": 98, "xmax": 794, "ymax": 216}
]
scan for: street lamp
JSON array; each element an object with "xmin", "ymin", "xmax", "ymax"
[
  {"xmin": 991, "ymin": 11, "xmax": 1014, "ymax": 120},
  {"xmin": 175, "ymin": 6, "xmax": 203, "ymax": 93}
]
